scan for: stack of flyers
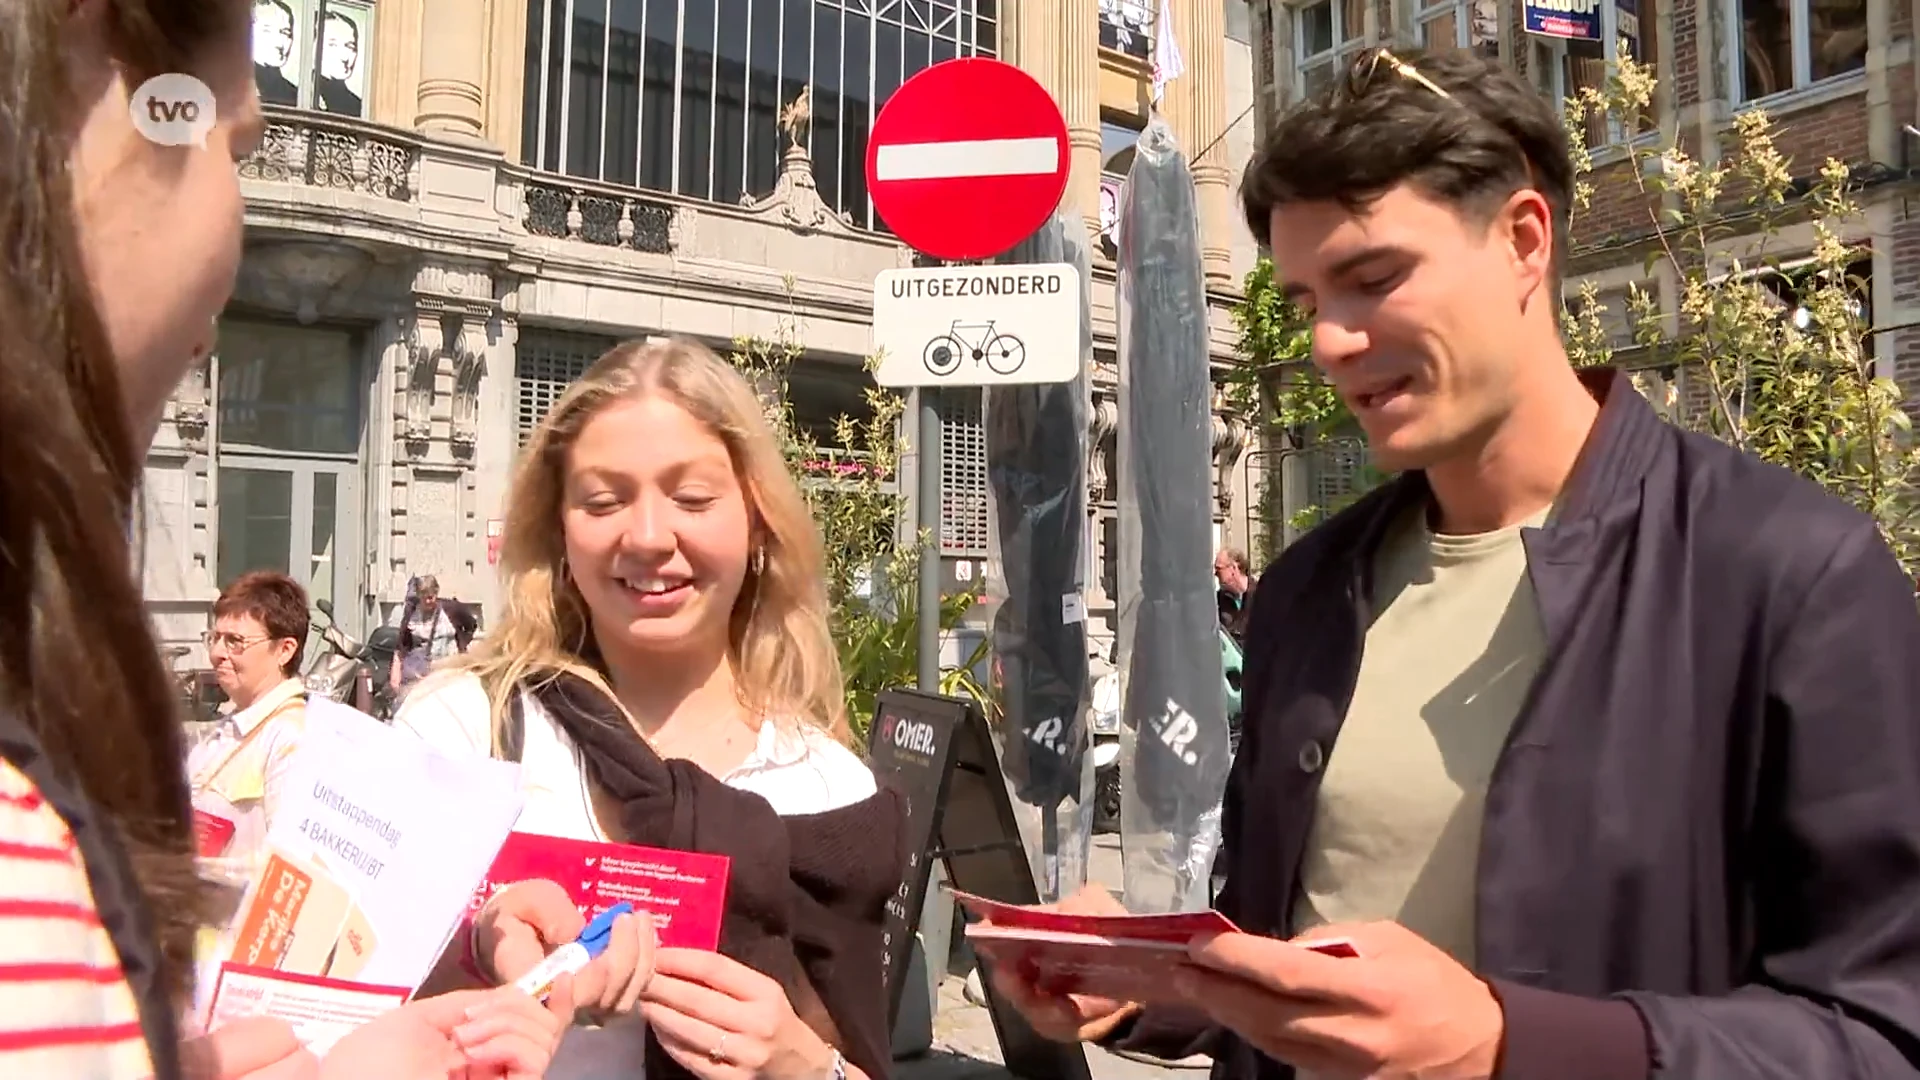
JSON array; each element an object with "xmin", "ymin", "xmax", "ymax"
[{"xmin": 955, "ymin": 890, "xmax": 1358, "ymax": 1004}]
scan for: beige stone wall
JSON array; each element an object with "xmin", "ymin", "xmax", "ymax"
[
  {"xmin": 163, "ymin": 2, "xmax": 1258, "ymax": 644},
  {"xmin": 362, "ymin": 0, "xmax": 1249, "ymax": 288}
]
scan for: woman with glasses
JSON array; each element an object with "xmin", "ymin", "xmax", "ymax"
[{"xmin": 187, "ymin": 571, "xmax": 312, "ymax": 872}]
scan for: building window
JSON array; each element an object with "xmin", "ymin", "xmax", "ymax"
[
  {"xmin": 1098, "ymin": 118, "xmax": 1142, "ymax": 258},
  {"xmin": 1294, "ymin": 0, "xmax": 1367, "ymax": 100},
  {"xmin": 784, "ymin": 361, "xmax": 880, "ymax": 449},
  {"xmin": 522, "ymin": 0, "xmax": 997, "ymax": 231},
  {"xmin": 1415, "ymin": 0, "xmax": 1499, "ymax": 52},
  {"xmin": 940, "ymin": 389, "xmax": 989, "ymax": 557},
  {"xmin": 216, "ymin": 320, "xmax": 365, "ymax": 455},
  {"xmin": 1099, "ymin": 0, "xmax": 1153, "ymax": 59},
  {"xmin": 1752, "ymin": 254, "xmax": 1872, "ymax": 340},
  {"xmin": 1533, "ymin": 0, "xmax": 1660, "ymax": 147},
  {"xmin": 250, "ymin": 0, "xmax": 374, "ymax": 118},
  {"xmin": 1705, "ymin": 253, "xmax": 1876, "ymax": 406},
  {"xmin": 513, "ymin": 329, "xmax": 617, "ymax": 444},
  {"xmin": 212, "ymin": 319, "xmax": 366, "ymax": 618},
  {"xmin": 1731, "ymin": 0, "xmax": 1866, "ymax": 101}
]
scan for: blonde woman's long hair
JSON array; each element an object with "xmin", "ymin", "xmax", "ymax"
[{"xmin": 451, "ymin": 337, "xmax": 852, "ymax": 751}]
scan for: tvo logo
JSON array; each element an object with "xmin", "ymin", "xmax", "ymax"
[
  {"xmin": 882, "ymin": 714, "xmax": 939, "ymax": 756},
  {"xmin": 130, "ymin": 73, "xmax": 217, "ymax": 148}
]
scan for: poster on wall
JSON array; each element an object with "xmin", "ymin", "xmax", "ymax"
[
  {"xmin": 1099, "ymin": 176, "xmax": 1124, "ymax": 259},
  {"xmin": 247, "ymin": 0, "xmax": 372, "ymax": 115},
  {"xmin": 1470, "ymin": 0, "xmax": 1502, "ymax": 52},
  {"xmin": 1616, "ymin": 0, "xmax": 1642, "ymax": 59},
  {"xmin": 1523, "ymin": 0, "xmax": 1601, "ymax": 40},
  {"xmin": 315, "ymin": 0, "xmax": 371, "ymax": 118},
  {"xmin": 251, "ymin": 0, "xmax": 303, "ymax": 107}
]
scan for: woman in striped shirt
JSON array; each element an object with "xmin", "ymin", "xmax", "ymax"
[{"xmin": 0, "ymin": 1, "xmax": 568, "ymax": 1077}]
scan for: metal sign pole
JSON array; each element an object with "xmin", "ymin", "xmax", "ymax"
[{"xmin": 917, "ymin": 387, "xmax": 942, "ymax": 692}]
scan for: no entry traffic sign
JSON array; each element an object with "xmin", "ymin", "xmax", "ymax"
[{"xmin": 865, "ymin": 58, "xmax": 1069, "ymax": 262}]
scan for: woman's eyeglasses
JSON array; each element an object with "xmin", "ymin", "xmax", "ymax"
[
  {"xmin": 202, "ymin": 630, "xmax": 271, "ymax": 653},
  {"xmin": 1347, "ymin": 48, "xmax": 1453, "ymax": 101}
]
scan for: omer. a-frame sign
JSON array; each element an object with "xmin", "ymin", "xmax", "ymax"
[{"xmin": 866, "ymin": 688, "xmax": 1093, "ymax": 1080}]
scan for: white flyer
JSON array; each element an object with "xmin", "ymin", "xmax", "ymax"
[
  {"xmin": 207, "ymin": 707, "xmax": 524, "ymax": 998},
  {"xmin": 208, "ymin": 964, "xmax": 411, "ymax": 1056}
]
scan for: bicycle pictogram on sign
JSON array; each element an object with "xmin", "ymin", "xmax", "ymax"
[{"xmin": 922, "ymin": 321, "xmax": 1027, "ymax": 377}]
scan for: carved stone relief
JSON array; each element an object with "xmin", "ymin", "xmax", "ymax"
[
  {"xmin": 1087, "ymin": 390, "xmax": 1120, "ymax": 503},
  {"xmin": 1205, "ymin": 386, "xmax": 1251, "ymax": 518},
  {"xmin": 236, "ymin": 239, "xmax": 375, "ymax": 324},
  {"xmin": 738, "ymin": 144, "xmax": 858, "ymax": 235},
  {"xmin": 1210, "ymin": 388, "xmax": 1250, "ymax": 515},
  {"xmin": 449, "ymin": 327, "xmax": 487, "ymax": 457},
  {"xmin": 403, "ymin": 259, "xmax": 500, "ymax": 458},
  {"xmin": 403, "ymin": 314, "xmax": 443, "ymax": 445},
  {"xmin": 172, "ymin": 357, "xmax": 212, "ymax": 450},
  {"xmin": 405, "ymin": 472, "xmax": 462, "ymax": 580}
]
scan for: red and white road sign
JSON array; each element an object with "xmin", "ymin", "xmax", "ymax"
[{"xmin": 865, "ymin": 58, "xmax": 1069, "ymax": 262}]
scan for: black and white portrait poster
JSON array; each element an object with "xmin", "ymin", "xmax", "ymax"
[
  {"xmin": 251, "ymin": 0, "xmax": 302, "ymax": 106},
  {"xmin": 316, "ymin": 0, "xmax": 371, "ymax": 118}
]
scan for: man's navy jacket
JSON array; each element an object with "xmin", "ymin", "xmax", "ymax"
[{"xmin": 1111, "ymin": 368, "xmax": 1920, "ymax": 1079}]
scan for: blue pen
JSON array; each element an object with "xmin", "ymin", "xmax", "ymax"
[{"xmin": 512, "ymin": 901, "xmax": 634, "ymax": 1000}]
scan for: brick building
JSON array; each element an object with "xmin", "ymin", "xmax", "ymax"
[{"xmin": 1244, "ymin": 0, "xmax": 1920, "ymax": 533}]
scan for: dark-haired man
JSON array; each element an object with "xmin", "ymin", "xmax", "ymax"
[{"xmin": 982, "ymin": 47, "xmax": 1920, "ymax": 1080}]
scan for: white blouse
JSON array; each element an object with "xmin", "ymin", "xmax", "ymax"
[
  {"xmin": 392, "ymin": 671, "xmax": 878, "ymax": 1080},
  {"xmin": 185, "ymin": 676, "xmax": 308, "ymax": 873}
]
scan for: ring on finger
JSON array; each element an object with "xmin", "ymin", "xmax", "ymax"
[{"xmin": 709, "ymin": 1034, "xmax": 731, "ymax": 1066}]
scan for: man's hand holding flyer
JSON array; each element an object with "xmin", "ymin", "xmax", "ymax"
[{"xmin": 956, "ymin": 889, "xmax": 1358, "ymax": 1006}]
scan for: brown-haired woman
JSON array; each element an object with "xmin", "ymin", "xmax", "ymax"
[
  {"xmin": 190, "ymin": 571, "xmax": 316, "ymax": 872},
  {"xmin": 0, "ymin": 1, "xmax": 564, "ymax": 1077}
]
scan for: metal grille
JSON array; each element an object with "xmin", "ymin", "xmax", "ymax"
[
  {"xmin": 515, "ymin": 329, "xmax": 618, "ymax": 444},
  {"xmin": 1307, "ymin": 437, "xmax": 1369, "ymax": 510},
  {"xmin": 939, "ymin": 389, "xmax": 988, "ymax": 556},
  {"xmin": 523, "ymin": 0, "xmax": 997, "ymax": 230}
]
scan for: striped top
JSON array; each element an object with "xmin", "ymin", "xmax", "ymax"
[{"xmin": 0, "ymin": 759, "xmax": 155, "ymax": 1078}]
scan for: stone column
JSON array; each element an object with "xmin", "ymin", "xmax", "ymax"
[
  {"xmin": 415, "ymin": 0, "xmax": 488, "ymax": 138},
  {"xmin": 1159, "ymin": 10, "xmax": 1199, "ymax": 158},
  {"xmin": 486, "ymin": 0, "xmax": 530, "ymax": 159},
  {"xmin": 1059, "ymin": 0, "xmax": 1103, "ymax": 241},
  {"xmin": 1177, "ymin": 0, "xmax": 1234, "ymax": 285}
]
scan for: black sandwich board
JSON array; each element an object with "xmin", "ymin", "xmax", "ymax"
[{"xmin": 866, "ymin": 687, "xmax": 1094, "ymax": 1080}]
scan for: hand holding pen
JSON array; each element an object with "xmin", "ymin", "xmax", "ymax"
[
  {"xmin": 515, "ymin": 902, "xmax": 637, "ymax": 1001},
  {"xmin": 475, "ymin": 879, "xmax": 657, "ymax": 1017}
]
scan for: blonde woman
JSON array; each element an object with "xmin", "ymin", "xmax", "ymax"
[{"xmin": 397, "ymin": 339, "xmax": 906, "ymax": 1080}]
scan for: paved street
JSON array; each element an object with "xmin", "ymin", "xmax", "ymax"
[{"xmin": 897, "ymin": 834, "xmax": 1204, "ymax": 1080}]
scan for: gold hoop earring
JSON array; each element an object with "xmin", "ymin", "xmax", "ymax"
[
  {"xmin": 557, "ymin": 556, "xmax": 571, "ymax": 583},
  {"xmin": 750, "ymin": 547, "xmax": 766, "ymax": 576}
]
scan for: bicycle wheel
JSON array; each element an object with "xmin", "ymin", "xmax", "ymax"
[
  {"xmin": 984, "ymin": 334, "xmax": 1026, "ymax": 375},
  {"xmin": 923, "ymin": 335, "xmax": 963, "ymax": 377}
]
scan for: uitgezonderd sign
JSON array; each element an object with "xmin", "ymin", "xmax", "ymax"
[{"xmin": 871, "ymin": 263, "xmax": 1082, "ymax": 388}]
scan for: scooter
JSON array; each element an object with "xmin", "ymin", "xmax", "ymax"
[
  {"xmin": 163, "ymin": 643, "xmax": 226, "ymax": 736},
  {"xmin": 1089, "ymin": 628, "xmax": 1245, "ymax": 836},
  {"xmin": 1090, "ymin": 668, "xmax": 1124, "ymax": 834},
  {"xmin": 304, "ymin": 600, "xmax": 402, "ymax": 720}
]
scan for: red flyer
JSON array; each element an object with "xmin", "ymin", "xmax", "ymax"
[
  {"xmin": 954, "ymin": 889, "xmax": 1357, "ymax": 1005},
  {"xmin": 469, "ymin": 833, "xmax": 730, "ymax": 951},
  {"xmin": 193, "ymin": 809, "xmax": 237, "ymax": 858}
]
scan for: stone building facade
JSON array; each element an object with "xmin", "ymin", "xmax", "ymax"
[
  {"xmin": 1244, "ymin": 0, "xmax": 1920, "ymax": 548},
  {"xmin": 143, "ymin": 0, "xmax": 1263, "ymax": 662}
]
